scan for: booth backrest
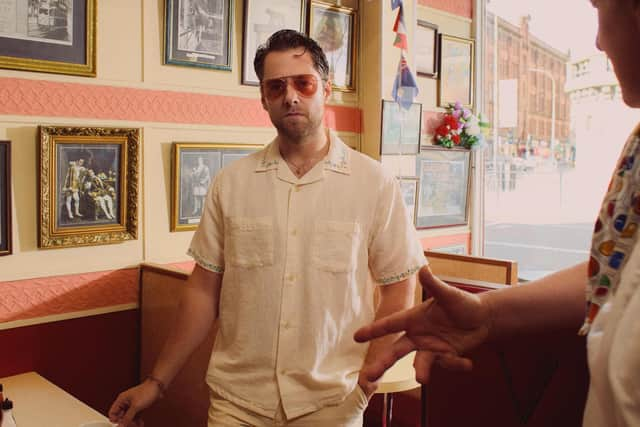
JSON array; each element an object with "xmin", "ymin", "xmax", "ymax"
[
  {"xmin": 139, "ymin": 263, "xmax": 214, "ymax": 427},
  {"xmin": 424, "ymin": 250, "xmax": 518, "ymax": 285}
]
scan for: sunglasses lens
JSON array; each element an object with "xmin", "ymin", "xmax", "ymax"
[
  {"xmin": 263, "ymin": 75, "xmax": 319, "ymax": 100},
  {"xmin": 264, "ymin": 79, "xmax": 286, "ymax": 100},
  {"xmin": 293, "ymin": 75, "xmax": 318, "ymax": 96}
]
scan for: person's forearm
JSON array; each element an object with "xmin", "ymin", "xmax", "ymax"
[
  {"xmin": 482, "ymin": 261, "xmax": 587, "ymax": 341},
  {"xmin": 362, "ymin": 277, "xmax": 416, "ymax": 372},
  {"xmin": 149, "ymin": 266, "xmax": 221, "ymax": 388}
]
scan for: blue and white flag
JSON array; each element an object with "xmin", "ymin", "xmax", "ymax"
[{"xmin": 392, "ymin": 54, "xmax": 419, "ymax": 110}]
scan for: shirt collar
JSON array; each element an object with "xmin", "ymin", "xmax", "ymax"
[{"xmin": 255, "ymin": 130, "xmax": 352, "ymax": 175}]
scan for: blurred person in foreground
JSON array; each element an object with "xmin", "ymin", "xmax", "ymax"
[{"xmin": 355, "ymin": 0, "xmax": 640, "ymax": 425}]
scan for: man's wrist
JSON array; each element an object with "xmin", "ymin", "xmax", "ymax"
[{"xmin": 145, "ymin": 375, "xmax": 167, "ymax": 398}]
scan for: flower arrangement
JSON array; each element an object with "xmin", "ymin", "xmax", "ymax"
[{"xmin": 434, "ymin": 102, "xmax": 488, "ymax": 150}]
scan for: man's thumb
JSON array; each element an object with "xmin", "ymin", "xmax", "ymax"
[{"xmin": 418, "ymin": 265, "xmax": 461, "ymax": 303}]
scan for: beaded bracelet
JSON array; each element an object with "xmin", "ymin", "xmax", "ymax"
[{"xmin": 146, "ymin": 375, "xmax": 167, "ymax": 398}]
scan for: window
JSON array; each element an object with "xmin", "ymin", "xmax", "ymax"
[{"xmin": 482, "ymin": 0, "xmax": 634, "ymax": 281}]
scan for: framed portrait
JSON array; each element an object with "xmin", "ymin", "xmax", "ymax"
[
  {"xmin": 172, "ymin": 143, "xmax": 262, "ymax": 231},
  {"xmin": 416, "ymin": 20, "xmax": 438, "ymax": 78},
  {"xmin": 438, "ymin": 34, "xmax": 475, "ymax": 108},
  {"xmin": 0, "ymin": 0, "xmax": 96, "ymax": 77},
  {"xmin": 242, "ymin": 0, "xmax": 306, "ymax": 85},
  {"xmin": 309, "ymin": 1, "xmax": 356, "ymax": 92},
  {"xmin": 415, "ymin": 147, "xmax": 470, "ymax": 229},
  {"xmin": 38, "ymin": 126, "xmax": 140, "ymax": 249},
  {"xmin": 397, "ymin": 176, "xmax": 418, "ymax": 226},
  {"xmin": 381, "ymin": 100, "xmax": 422, "ymax": 155},
  {"xmin": 0, "ymin": 141, "xmax": 11, "ymax": 256},
  {"xmin": 164, "ymin": 0, "xmax": 233, "ymax": 71}
]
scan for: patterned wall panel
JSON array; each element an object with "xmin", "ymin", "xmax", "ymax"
[
  {"xmin": 0, "ymin": 78, "xmax": 361, "ymax": 133},
  {"xmin": 418, "ymin": 0, "xmax": 473, "ymax": 19}
]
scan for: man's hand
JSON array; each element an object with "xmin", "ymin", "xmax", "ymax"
[
  {"xmin": 354, "ymin": 266, "xmax": 492, "ymax": 384},
  {"xmin": 108, "ymin": 380, "xmax": 161, "ymax": 427},
  {"xmin": 357, "ymin": 371, "xmax": 378, "ymax": 399}
]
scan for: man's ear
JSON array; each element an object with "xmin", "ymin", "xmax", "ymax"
[{"xmin": 323, "ymin": 79, "xmax": 332, "ymax": 100}]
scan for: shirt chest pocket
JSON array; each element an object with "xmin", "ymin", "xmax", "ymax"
[
  {"xmin": 312, "ymin": 220, "xmax": 361, "ymax": 273},
  {"xmin": 226, "ymin": 216, "xmax": 274, "ymax": 268}
]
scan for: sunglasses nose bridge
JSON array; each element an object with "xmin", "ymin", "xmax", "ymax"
[{"xmin": 282, "ymin": 78, "xmax": 301, "ymax": 103}]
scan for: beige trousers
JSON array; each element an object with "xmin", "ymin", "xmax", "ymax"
[{"xmin": 208, "ymin": 386, "xmax": 368, "ymax": 427}]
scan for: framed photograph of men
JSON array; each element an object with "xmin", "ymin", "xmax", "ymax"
[
  {"xmin": 309, "ymin": 1, "xmax": 356, "ymax": 91},
  {"xmin": 380, "ymin": 100, "xmax": 422, "ymax": 155},
  {"xmin": 0, "ymin": 141, "xmax": 11, "ymax": 256},
  {"xmin": 242, "ymin": 0, "xmax": 306, "ymax": 85},
  {"xmin": 397, "ymin": 176, "xmax": 418, "ymax": 226},
  {"xmin": 171, "ymin": 143, "xmax": 262, "ymax": 231},
  {"xmin": 416, "ymin": 20, "xmax": 438, "ymax": 78},
  {"xmin": 164, "ymin": 0, "xmax": 233, "ymax": 70},
  {"xmin": 438, "ymin": 34, "xmax": 475, "ymax": 107},
  {"xmin": 0, "ymin": 0, "xmax": 96, "ymax": 77},
  {"xmin": 415, "ymin": 147, "xmax": 470, "ymax": 229},
  {"xmin": 38, "ymin": 126, "xmax": 140, "ymax": 249}
]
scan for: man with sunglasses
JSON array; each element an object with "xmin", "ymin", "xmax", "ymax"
[{"xmin": 109, "ymin": 29, "xmax": 425, "ymax": 427}]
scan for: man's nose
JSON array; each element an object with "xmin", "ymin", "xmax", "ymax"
[{"xmin": 283, "ymin": 80, "xmax": 300, "ymax": 105}]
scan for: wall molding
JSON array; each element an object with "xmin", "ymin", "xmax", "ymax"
[
  {"xmin": 0, "ymin": 77, "xmax": 361, "ymax": 133},
  {"xmin": 418, "ymin": 0, "xmax": 473, "ymax": 19}
]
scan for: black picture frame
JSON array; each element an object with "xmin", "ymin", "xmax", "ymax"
[
  {"xmin": 0, "ymin": 0, "xmax": 96, "ymax": 77},
  {"xmin": 415, "ymin": 147, "xmax": 471, "ymax": 229},
  {"xmin": 165, "ymin": 0, "xmax": 233, "ymax": 71},
  {"xmin": 416, "ymin": 20, "xmax": 438, "ymax": 78},
  {"xmin": 242, "ymin": 0, "xmax": 306, "ymax": 86},
  {"xmin": 0, "ymin": 141, "xmax": 11, "ymax": 256}
]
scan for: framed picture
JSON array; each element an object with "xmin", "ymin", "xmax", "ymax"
[
  {"xmin": 381, "ymin": 100, "xmax": 422, "ymax": 155},
  {"xmin": 416, "ymin": 20, "xmax": 438, "ymax": 78},
  {"xmin": 0, "ymin": 141, "xmax": 11, "ymax": 256},
  {"xmin": 38, "ymin": 126, "xmax": 140, "ymax": 249},
  {"xmin": 397, "ymin": 176, "xmax": 418, "ymax": 226},
  {"xmin": 164, "ymin": 0, "xmax": 233, "ymax": 71},
  {"xmin": 0, "ymin": 0, "xmax": 96, "ymax": 77},
  {"xmin": 415, "ymin": 147, "xmax": 470, "ymax": 229},
  {"xmin": 242, "ymin": 0, "xmax": 306, "ymax": 85},
  {"xmin": 438, "ymin": 34, "xmax": 475, "ymax": 108},
  {"xmin": 309, "ymin": 1, "xmax": 356, "ymax": 92},
  {"xmin": 172, "ymin": 143, "xmax": 262, "ymax": 231}
]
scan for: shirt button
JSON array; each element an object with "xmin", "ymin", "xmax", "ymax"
[
  {"xmin": 286, "ymin": 274, "xmax": 295, "ymax": 282},
  {"xmin": 294, "ymin": 185, "xmax": 301, "ymax": 192},
  {"xmin": 291, "ymin": 229, "xmax": 298, "ymax": 236}
]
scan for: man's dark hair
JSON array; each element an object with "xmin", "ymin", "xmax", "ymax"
[{"xmin": 254, "ymin": 29, "xmax": 329, "ymax": 82}]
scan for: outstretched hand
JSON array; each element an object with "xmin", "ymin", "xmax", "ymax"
[
  {"xmin": 108, "ymin": 380, "xmax": 160, "ymax": 427},
  {"xmin": 354, "ymin": 265, "xmax": 492, "ymax": 384}
]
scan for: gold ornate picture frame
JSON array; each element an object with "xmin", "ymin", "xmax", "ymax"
[
  {"xmin": 438, "ymin": 34, "xmax": 475, "ymax": 108},
  {"xmin": 0, "ymin": 0, "xmax": 96, "ymax": 77},
  {"xmin": 171, "ymin": 142, "xmax": 262, "ymax": 231},
  {"xmin": 38, "ymin": 126, "xmax": 140, "ymax": 249},
  {"xmin": 309, "ymin": 1, "xmax": 357, "ymax": 92}
]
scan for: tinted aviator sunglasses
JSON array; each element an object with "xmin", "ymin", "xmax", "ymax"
[{"xmin": 261, "ymin": 74, "xmax": 323, "ymax": 101}]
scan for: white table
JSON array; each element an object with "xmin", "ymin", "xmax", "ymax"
[
  {"xmin": 375, "ymin": 352, "xmax": 421, "ymax": 426},
  {"xmin": 0, "ymin": 372, "xmax": 110, "ymax": 427}
]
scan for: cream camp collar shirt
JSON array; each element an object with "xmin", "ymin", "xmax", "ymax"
[{"xmin": 188, "ymin": 132, "xmax": 426, "ymax": 419}]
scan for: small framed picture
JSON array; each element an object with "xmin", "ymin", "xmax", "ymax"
[
  {"xmin": 242, "ymin": 0, "xmax": 306, "ymax": 85},
  {"xmin": 438, "ymin": 34, "xmax": 475, "ymax": 107},
  {"xmin": 38, "ymin": 126, "xmax": 141, "ymax": 249},
  {"xmin": 164, "ymin": 0, "xmax": 233, "ymax": 71},
  {"xmin": 381, "ymin": 100, "xmax": 422, "ymax": 155},
  {"xmin": 0, "ymin": 141, "xmax": 11, "ymax": 256},
  {"xmin": 172, "ymin": 143, "xmax": 262, "ymax": 231},
  {"xmin": 309, "ymin": 1, "xmax": 357, "ymax": 92},
  {"xmin": 397, "ymin": 176, "xmax": 418, "ymax": 226},
  {"xmin": 0, "ymin": 0, "xmax": 96, "ymax": 77},
  {"xmin": 416, "ymin": 147, "xmax": 470, "ymax": 229},
  {"xmin": 416, "ymin": 20, "xmax": 438, "ymax": 78}
]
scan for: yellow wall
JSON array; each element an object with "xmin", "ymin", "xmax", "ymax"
[{"xmin": 0, "ymin": 0, "xmax": 361, "ymax": 282}]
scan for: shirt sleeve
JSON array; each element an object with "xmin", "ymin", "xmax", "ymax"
[
  {"xmin": 368, "ymin": 173, "xmax": 427, "ymax": 285},
  {"xmin": 187, "ymin": 173, "xmax": 225, "ymax": 274}
]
